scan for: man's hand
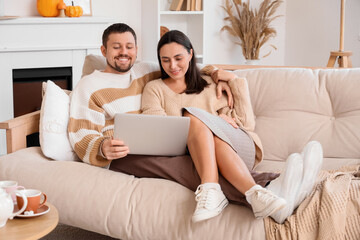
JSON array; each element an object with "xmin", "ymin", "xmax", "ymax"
[
  {"xmin": 101, "ymin": 138, "xmax": 129, "ymax": 160},
  {"xmin": 216, "ymin": 81, "xmax": 234, "ymax": 109},
  {"xmin": 211, "ymin": 69, "xmax": 237, "ymax": 83},
  {"xmin": 219, "ymin": 113, "xmax": 238, "ymax": 129}
]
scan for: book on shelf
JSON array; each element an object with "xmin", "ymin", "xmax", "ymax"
[
  {"xmin": 191, "ymin": 0, "xmax": 195, "ymax": 11},
  {"xmin": 169, "ymin": 0, "xmax": 184, "ymax": 11},
  {"xmin": 195, "ymin": 0, "xmax": 202, "ymax": 11},
  {"xmin": 186, "ymin": 0, "xmax": 191, "ymax": 11}
]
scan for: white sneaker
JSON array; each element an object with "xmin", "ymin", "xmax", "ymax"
[
  {"xmin": 245, "ymin": 185, "xmax": 286, "ymax": 219},
  {"xmin": 192, "ymin": 183, "xmax": 229, "ymax": 223},
  {"xmin": 266, "ymin": 153, "xmax": 304, "ymax": 223},
  {"xmin": 294, "ymin": 141, "xmax": 323, "ymax": 208}
]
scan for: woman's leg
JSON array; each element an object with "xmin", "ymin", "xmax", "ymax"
[
  {"xmin": 184, "ymin": 111, "xmax": 219, "ymax": 184},
  {"xmin": 212, "ymin": 136, "xmax": 286, "ymax": 219},
  {"xmin": 184, "ymin": 111, "xmax": 286, "ymax": 221},
  {"xmin": 213, "ymin": 136, "xmax": 256, "ymax": 193},
  {"xmin": 183, "ymin": 111, "xmax": 228, "ymax": 222}
]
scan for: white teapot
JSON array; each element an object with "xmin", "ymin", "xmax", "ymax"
[{"xmin": 0, "ymin": 187, "xmax": 27, "ymax": 228}]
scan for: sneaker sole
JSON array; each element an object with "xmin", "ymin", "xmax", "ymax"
[
  {"xmin": 254, "ymin": 198, "xmax": 287, "ymax": 219},
  {"xmin": 192, "ymin": 198, "xmax": 229, "ymax": 223}
]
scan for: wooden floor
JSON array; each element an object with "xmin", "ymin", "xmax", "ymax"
[{"xmin": 40, "ymin": 223, "xmax": 118, "ymax": 240}]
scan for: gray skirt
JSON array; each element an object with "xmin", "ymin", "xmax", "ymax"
[{"xmin": 183, "ymin": 107, "xmax": 255, "ymax": 170}]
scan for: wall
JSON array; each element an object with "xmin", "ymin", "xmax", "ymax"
[{"xmin": 286, "ymin": 0, "xmax": 360, "ymax": 67}]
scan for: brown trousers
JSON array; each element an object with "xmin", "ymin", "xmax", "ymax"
[{"xmin": 110, "ymin": 154, "xmax": 279, "ymax": 207}]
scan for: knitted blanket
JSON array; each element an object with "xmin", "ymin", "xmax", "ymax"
[{"xmin": 264, "ymin": 165, "xmax": 360, "ymax": 240}]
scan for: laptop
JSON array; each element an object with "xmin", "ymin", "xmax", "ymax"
[{"xmin": 114, "ymin": 113, "xmax": 190, "ymax": 156}]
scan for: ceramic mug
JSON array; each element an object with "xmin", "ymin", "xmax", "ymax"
[
  {"xmin": 16, "ymin": 189, "xmax": 47, "ymax": 214},
  {"xmin": 0, "ymin": 181, "xmax": 25, "ymax": 203}
]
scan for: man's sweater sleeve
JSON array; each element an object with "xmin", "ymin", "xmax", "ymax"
[{"xmin": 68, "ymin": 85, "xmax": 111, "ymax": 167}]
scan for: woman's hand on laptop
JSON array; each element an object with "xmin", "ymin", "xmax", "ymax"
[{"xmin": 101, "ymin": 138, "xmax": 129, "ymax": 160}]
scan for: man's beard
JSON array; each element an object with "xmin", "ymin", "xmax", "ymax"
[{"xmin": 107, "ymin": 56, "xmax": 134, "ymax": 73}]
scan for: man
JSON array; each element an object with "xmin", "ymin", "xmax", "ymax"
[{"xmin": 68, "ymin": 23, "xmax": 323, "ymax": 224}]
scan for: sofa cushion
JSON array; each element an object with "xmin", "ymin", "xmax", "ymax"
[
  {"xmin": 40, "ymin": 80, "xmax": 78, "ymax": 161},
  {"xmin": 81, "ymin": 54, "xmax": 106, "ymax": 77},
  {"xmin": 0, "ymin": 147, "xmax": 266, "ymax": 240},
  {"xmin": 233, "ymin": 68, "xmax": 360, "ymax": 163}
]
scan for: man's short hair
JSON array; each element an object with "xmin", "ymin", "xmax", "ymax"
[{"xmin": 102, "ymin": 23, "xmax": 137, "ymax": 48}]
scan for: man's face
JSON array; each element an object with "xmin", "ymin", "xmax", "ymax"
[{"xmin": 101, "ymin": 32, "xmax": 137, "ymax": 74}]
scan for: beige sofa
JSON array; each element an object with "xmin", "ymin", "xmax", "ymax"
[{"xmin": 0, "ymin": 62, "xmax": 359, "ymax": 240}]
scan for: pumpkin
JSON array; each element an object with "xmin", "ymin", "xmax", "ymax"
[
  {"xmin": 57, "ymin": 1, "xmax": 66, "ymax": 10},
  {"xmin": 65, "ymin": 1, "xmax": 83, "ymax": 17},
  {"xmin": 37, "ymin": 0, "xmax": 61, "ymax": 17}
]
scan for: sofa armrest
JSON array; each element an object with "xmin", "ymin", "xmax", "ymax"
[{"xmin": 0, "ymin": 110, "xmax": 40, "ymax": 154}]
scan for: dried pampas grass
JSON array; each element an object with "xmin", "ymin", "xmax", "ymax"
[{"xmin": 221, "ymin": 0, "xmax": 282, "ymax": 60}]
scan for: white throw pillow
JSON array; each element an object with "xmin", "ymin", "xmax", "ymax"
[{"xmin": 39, "ymin": 80, "xmax": 79, "ymax": 161}]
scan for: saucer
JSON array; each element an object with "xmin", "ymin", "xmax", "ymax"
[{"xmin": 14, "ymin": 204, "xmax": 50, "ymax": 218}]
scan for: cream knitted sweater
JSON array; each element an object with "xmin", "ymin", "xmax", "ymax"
[
  {"xmin": 68, "ymin": 62, "xmax": 160, "ymax": 166},
  {"xmin": 141, "ymin": 76, "xmax": 264, "ymax": 167}
]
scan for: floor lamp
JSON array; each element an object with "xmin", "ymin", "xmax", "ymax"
[{"xmin": 327, "ymin": 0, "xmax": 352, "ymax": 68}]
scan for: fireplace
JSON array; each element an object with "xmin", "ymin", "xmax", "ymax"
[
  {"xmin": 13, "ymin": 67, "xmax": 72, "ymax": 117},
  {"xmin": 12, "ymin": 67, "xmax": 72, "ymax": 147}
]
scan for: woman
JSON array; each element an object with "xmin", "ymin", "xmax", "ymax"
[{"xmin": 141, "ymin": 30, "xmax": 323, "ymax": 224}]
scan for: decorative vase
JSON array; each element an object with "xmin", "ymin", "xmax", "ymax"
[{"xmin": 244, "ymin": 59, "xmax": 261, "ymax": 65}]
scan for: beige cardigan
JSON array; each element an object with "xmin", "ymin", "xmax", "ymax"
[{"xmin": 141, "ymin": 75, "xmax": 264, "ymax": 169}]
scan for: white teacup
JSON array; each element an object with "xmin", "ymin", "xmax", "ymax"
[{"xmin": 0, "ymin": 181, "xmax": 25, "ymax": 203}]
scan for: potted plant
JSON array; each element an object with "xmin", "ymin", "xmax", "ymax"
[{"xmin": 221, "ymin": 0, "xmax": 282, "ymax": 64}]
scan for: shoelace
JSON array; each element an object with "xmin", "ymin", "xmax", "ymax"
[
  {"xmin": 194, "ymin": 186, "xmax": 217, "ymax": 210},
  {"xmin": 248, "ymin": 187, "xmax": 278, "ymax": 205}
]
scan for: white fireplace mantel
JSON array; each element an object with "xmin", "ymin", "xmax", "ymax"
[{"xmin": 0, "ymin": 16, "xmax": 114, "ymax": 155}]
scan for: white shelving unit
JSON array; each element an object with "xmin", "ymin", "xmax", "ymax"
[
  {"xmin": 141, "ymin": 0, "xmax": 205, "ymax": 63},
  {"xmin": 140, "ymin": 0, "xmax": 239, "ymax": 65}
]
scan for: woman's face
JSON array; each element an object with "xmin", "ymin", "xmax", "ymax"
[{"xmin": 159, "ymin": 42, "xmax": 193, "ymax": 81}]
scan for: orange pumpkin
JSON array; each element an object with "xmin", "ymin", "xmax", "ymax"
[
  {"xmin": 37, "ymin": 0, "xmax": 61, "ymax": 17},
  {"xmin": 65, "ymin": 1, "xmax": 83, "ymax": 17},
  {"xmin": 57, "ymin": 1, "xmax": 66, "ymax": 10}
]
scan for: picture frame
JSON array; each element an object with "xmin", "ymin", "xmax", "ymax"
[{"xmin": 64, "ymin": 0, "xmax": 92, "ymax": 16}]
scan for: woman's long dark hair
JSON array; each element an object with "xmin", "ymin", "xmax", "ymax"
[{"xmin": 157, "ymin": 30, "xmax": 209, "ymax": 94}]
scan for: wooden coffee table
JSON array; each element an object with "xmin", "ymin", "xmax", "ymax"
[{"xmin": 0, "ymin": 203, "xmax": 59, "ymax": 240}]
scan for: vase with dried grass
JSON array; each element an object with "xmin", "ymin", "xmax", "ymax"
[{"xmin": 221, "ymin": 0, "xmax": 282, "ymax": 64}]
